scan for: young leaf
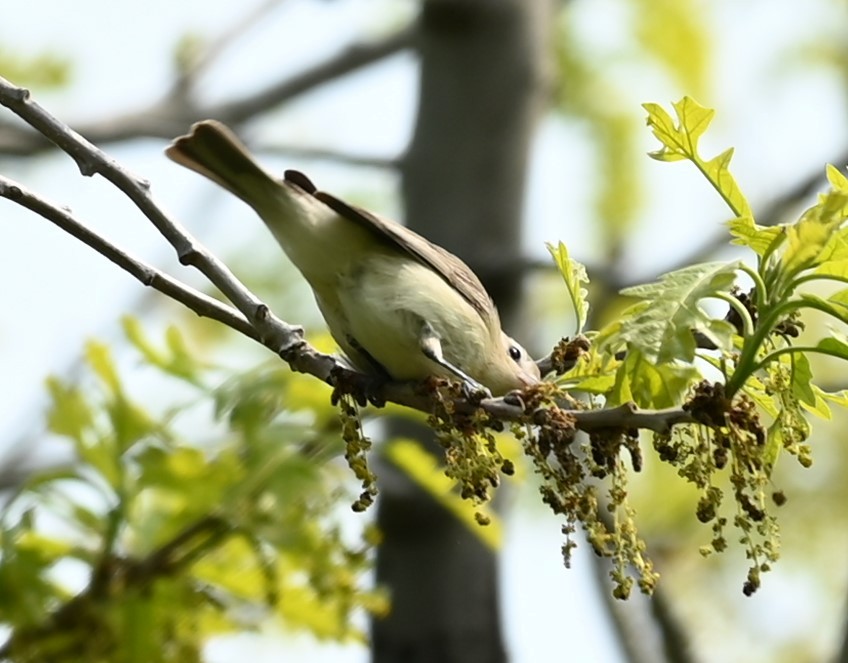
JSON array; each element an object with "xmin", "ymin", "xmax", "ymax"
[
  {"xmin": 816, "ymin": 333, "xmax": 848, "ymax": 361},
  {"xmin": 643, "ymin": 97, "xmax": 713, "ymax": 161},
  {"xmin": 557, "ymin": 343, "xmax": 619, "ymax": 395},
  {"xmin": 609, "ymin": 348, "xmax": 700, "ymax": 408},
  {"xmin": 727, "ymin": 215, "xmax": 784, "ymax": 257},
  {"xmin": 123, "ymin": 316, "xmax": 203, "ymax": 384},
  {"xmin": 789, "ymin": 352, "xmax": 816, "ymax": 407},
  {"xmin": 614, "ymin": 261, "xmax": 740, "ymax": 363},
  {"xmin": 44, "ymin": 377, "xmax": 93, "ymax": 443},
  {"xmin": 85, "ymin": 340, "xmax": 121, "ymax": 394},
  {"xmin": 547, "ymin": 241, "xmax": 590, "ymax": 334},
  {"xmin": 643, "ymin": 97, "xmax": 752, "ymax": 219},
  {"xmin": 123, "ymin": 316, "xmax": 168, "ymax": 368},
  {"xmin": 780, "ymin": 190, "xmax": 848, "ymax": 280}
]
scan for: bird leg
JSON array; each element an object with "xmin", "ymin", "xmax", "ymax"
[{"xmin": 418, "ymin": 321, "xmax": 490, "ymax": 399}]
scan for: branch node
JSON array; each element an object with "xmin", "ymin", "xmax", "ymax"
[
  {"xmin": 0, "ymin": 182, "xmax": 22, "ymax": 198},
  {"xmin": 177, "ymin": 246, "xmax": 199, "ymax": 266},
  {"xmin": 8, "ymin": 84, "xmax": 30, "ymax": 102},
  {"xmin": 76, "ymin": 159, "xmax": 98, "ymax": 177}
]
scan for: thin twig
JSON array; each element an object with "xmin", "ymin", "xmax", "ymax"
[
  {"xmin": 0, "ymin": 175, "xmax": 261, "ymax": 343},
  {"xmin": 0, "ymin": 75, "xmax": 304, "ymax": 359},
  {"xmin": 258, "ymin": 141, "xmax": 402, "ymax": 170}
]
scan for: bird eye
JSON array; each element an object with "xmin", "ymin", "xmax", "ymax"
[{"xmin": 508, "ymin": 345, "xmax": 522, "ymax": 362}]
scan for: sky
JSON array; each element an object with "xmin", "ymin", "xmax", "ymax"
[{"xmin": 2, "ymin": 0, "xmax": 848, "ymax": 661}]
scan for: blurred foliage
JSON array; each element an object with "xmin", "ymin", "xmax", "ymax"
[
  {"xmin": 554, "ymin": 0, "xmax": 710, "ymax": 246},
  {"xmin": 0, "ymin": 319, "xmax": 386, "ymax": 662},
  {"xmin": 0, "ymin": 49, "xmax": 70, "ymax": 88}
]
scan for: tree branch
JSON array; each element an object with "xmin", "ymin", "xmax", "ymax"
[
  {"xmin": 0, "ymin": 25, "xmax": 416, "ymax": 155},
  {"xmin": 0, "ymin": 75, "xmax": 699, "ymax": 442},
  {"xmin": 0, "ymin": 174, "xmax": 262, "ymax": 343},
  {"xmin": 257, "ymin": 141, "xmax": 401, "ymax": 169},
  {"xmin": 0, "ymin": 76, "xmax": 306, "ymax": 355}
]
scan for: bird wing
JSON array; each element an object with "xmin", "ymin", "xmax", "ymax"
[{"xmin": 283, "ymin": 170, "xmax": 497, "ymax": 327}]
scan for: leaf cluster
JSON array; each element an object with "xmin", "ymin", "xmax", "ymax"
[{"xmin": 530, "ymin": 97, "xmax": 848, "ymax": 595}]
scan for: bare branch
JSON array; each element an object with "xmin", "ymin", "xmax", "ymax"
[
  {"xmin": 0, "ymin": 75, "xmax": 306, "ymax": 358},
  {"xmin": 0, "ymin": 25, "xmax": 417, "ymax": 155},
  {"xmin": 209, "ymin": 24, "xmax": 416, "ymax": 124},
  {"xmin": 257, "ymin": 141, "xmax": 401, "ymax": 169},
  {"xmin": 0, "ymin": 174, "xmax": 261, "ymax": 343}
]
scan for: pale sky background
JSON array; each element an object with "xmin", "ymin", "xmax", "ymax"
[{"xmin": 2, "ymin": 0, "xmax": 848, "ymax": 661}]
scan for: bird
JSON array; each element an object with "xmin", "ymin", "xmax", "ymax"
[{"xmin": 166, "ymin": 120, "xmax": 540, "ymax": 396}]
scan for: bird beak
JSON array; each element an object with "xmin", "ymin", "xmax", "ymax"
[{"xmin": 517, "ymin": 370, "xmax": 540, "ymax": 388}]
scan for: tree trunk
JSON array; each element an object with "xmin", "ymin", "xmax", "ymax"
[{"xmin": 372, "ymin": 1, "xmax": 552, "ymax": 662}]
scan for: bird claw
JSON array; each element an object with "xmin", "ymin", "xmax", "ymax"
[{"xmin": 460, "ymin": 378, "xmax": 491, "ymax": 402}]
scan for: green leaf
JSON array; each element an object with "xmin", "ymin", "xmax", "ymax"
[
  {"xmin": 123, "ymin": 316, "xmax": 203, "ymax": 384},
  {"xmin": 44, "ymin": 376, "xmax": 121, "ymax": 489},
  {"xmin": 802, "ymin": 385, "xmax": 833, "ymax": 420},
  {"xmin": 817, "ymin": 256, "xmax": 848, "ymax": 279},
  {"xmin": 643, "ymin": 97, "xmax": 752, "ymax": 219},
  {"xmin": 817, "ymin": 387, "xmax": 848, "ymax": 408},
  {"xmin": 546, "ymin": 241, "xmax": 590, "ymax": 333},
  {"xmin": 644, "ymin": 97, "xmax": 713, "ymax": 161},
  {"xmin": 789, "ymin": 352, "xmax": 816, "ymax": 407},
  {"xmin": 827, "ymin": 163, "xmax": 848, "ymax": 191},
  {"xmin": 632, "ymin": 0, "xmax": 709, "ymax": 95},
  {"xmin": 0, "ymin": 49, "xmax": 71, "ymax": 88},
  {"xmin": 816, "ymin": 333, "xmax": 848, "ymax": 361},
  {"xmin": 164, "ymin": 325, "xmax": 200, "ymax": 381},
  {"xmin": 764, "ymin": 420, "xmax": 784, "ymax": 472},
  {"xmin": 85, "ymin": 340, "xmax": 121, "ymax": 394},
  {"xmin": 781, "ymin": 191, "xmax": 848, "ymax": 278},
  {"xmin": 108, "ymin": 394, "xmax": 157, "ymax": 453},
  {"xmin": 45, "ymin": 377, "xmax": 93, "ymax": 442},
  {"xmin": 742, "ymin": 376, "xmax": 780, "ymax": 418},
  {"xmin": 701, "ymin": 148, "xmax": 752, "ymax": 220},
  {"xmin": 615, "ymin": 261, "xmax": 740, "ymax": 363},
  {"xmin": 557, "ymin": 342, "xmax": 619, "ymax": 395},
  {"xmin": 829, "ymin": 288, "xmax": 848, "ymax": 309},
  {"xmin": 610, "ymin": 349, "xmax": 700, "ymax": 408},
  {"xmin": 727, "ymin": 215, "xmax": 784, "ymax": 256},
  {"xmin": 123, "ymin": 316, "xmax": 168, "ymax": 367}
]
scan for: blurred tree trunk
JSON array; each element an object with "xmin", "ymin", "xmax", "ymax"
[{"xmin": 372, "ymin": 1, "xmax": 553, "ymax": 662}]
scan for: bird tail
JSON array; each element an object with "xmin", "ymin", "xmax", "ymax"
[{"xmin": 165, "ymin": 120, "xmax": 278, "ymax": 206}]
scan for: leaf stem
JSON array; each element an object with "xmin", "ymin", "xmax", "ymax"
[
  {"xmin": 691, "ymin": 155, "xmax": 745, "ymax": 218},
  {"xmin": 712, "ymin": 292, "xmax": 754, "ymax": 337},
  {"xmin": 726, "ymin": 295, "xmax": 848, "ymax": 397},
  {"xmin": 752, "ymin": 345, "xmax": 848, "ymax": 374}
]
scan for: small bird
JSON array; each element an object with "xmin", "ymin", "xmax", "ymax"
[{"xmin": 166, "ymin": 121, "xmax": 540, "ymax": 396}]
